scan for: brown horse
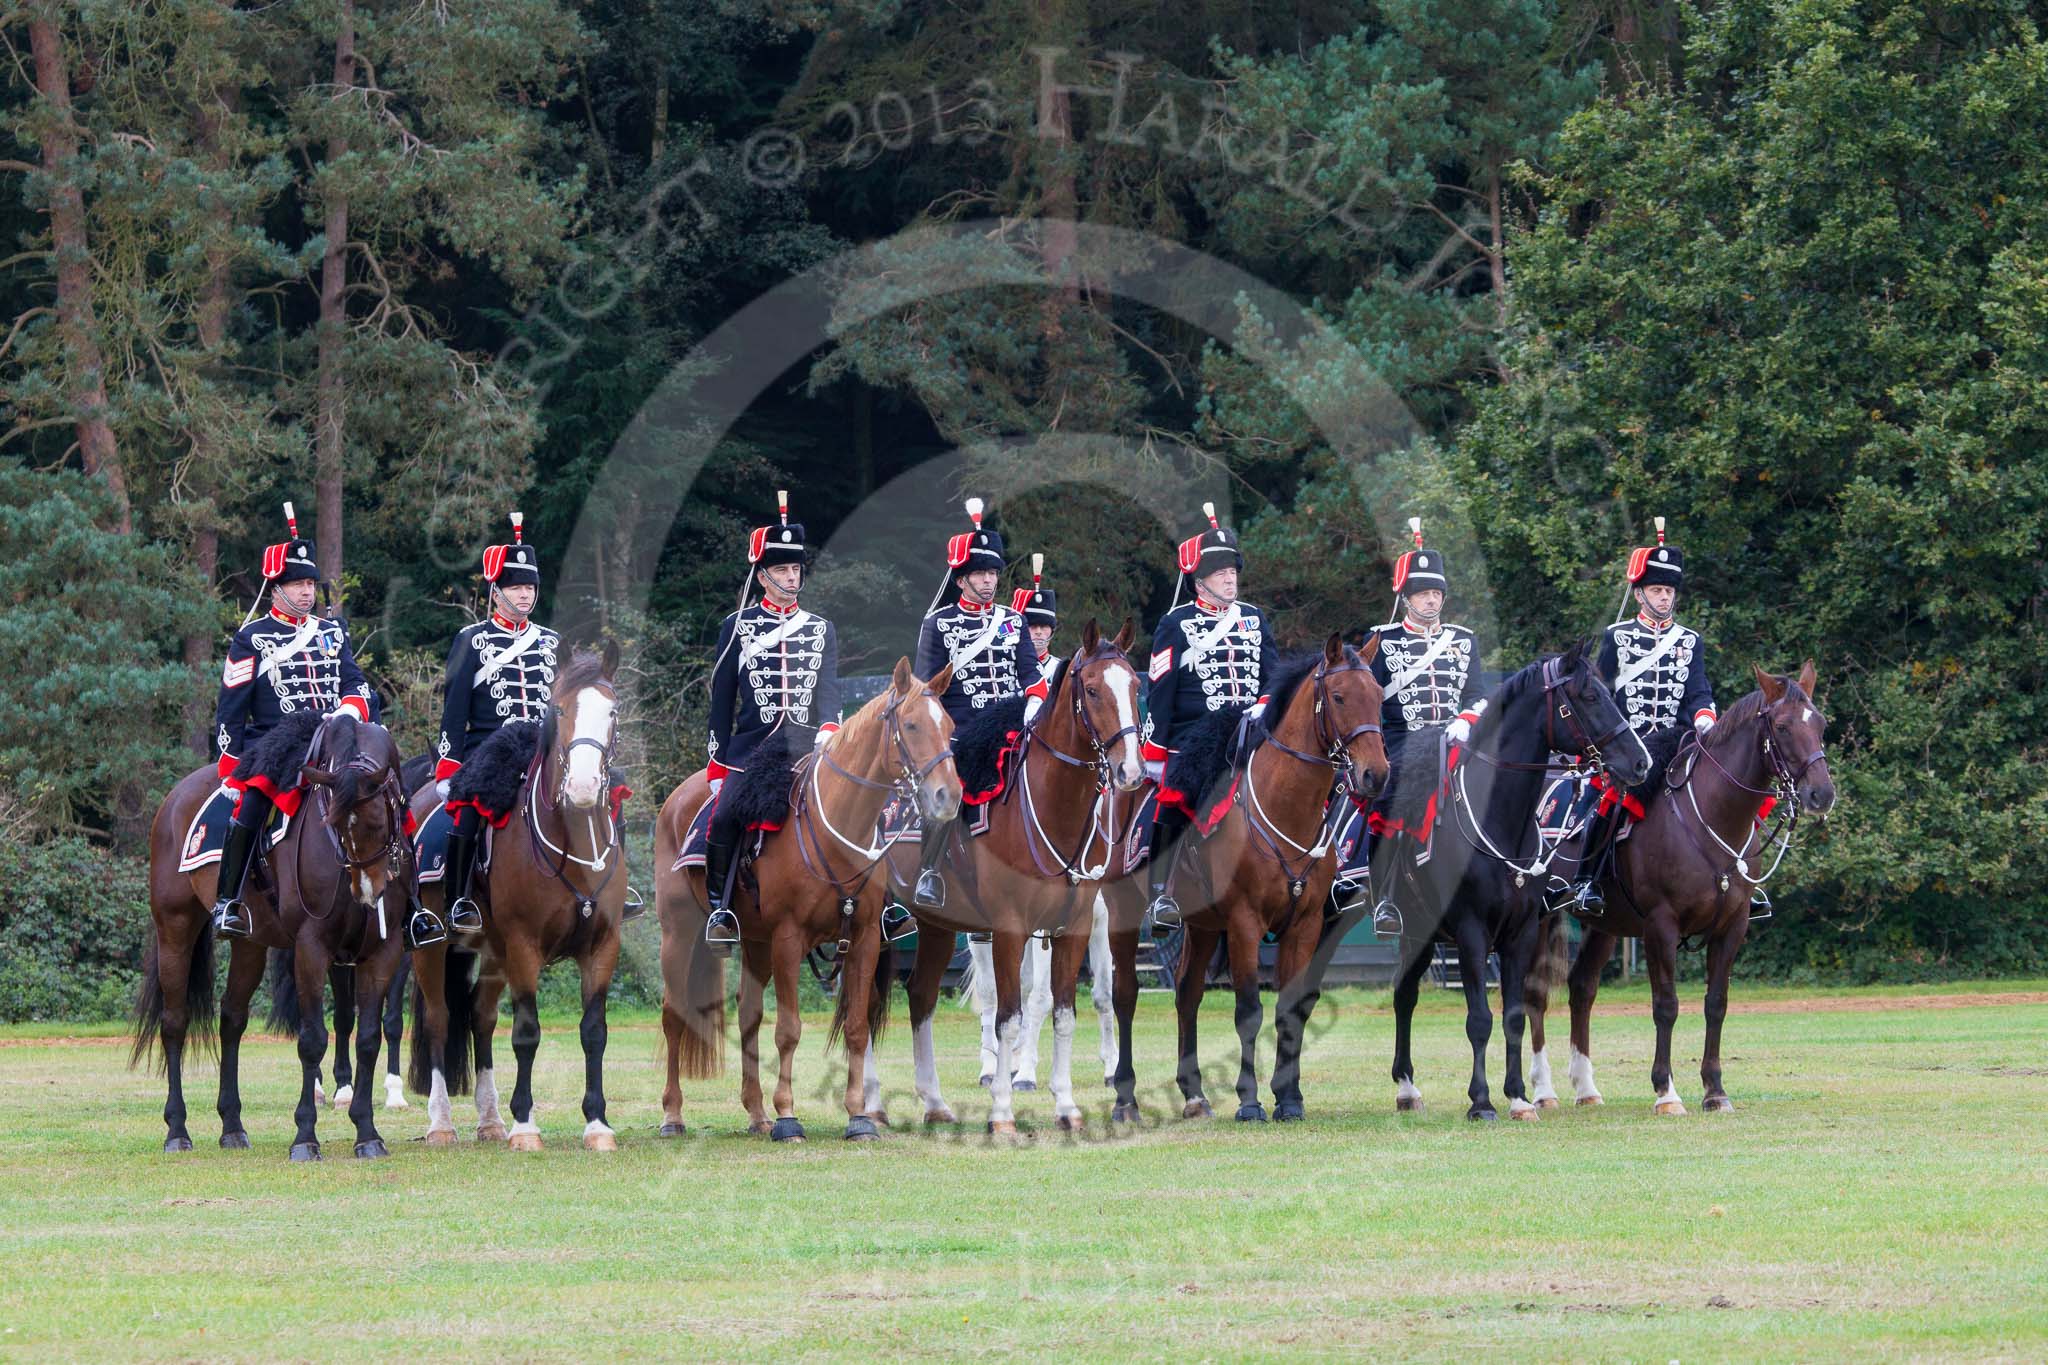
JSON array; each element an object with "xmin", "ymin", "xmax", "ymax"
[
  {"xmin": 1529, "ymin": 662, "xmax": 1835, "ymax": 1114},
  {"xmin": 133, "ymin": 713, "xmax": 410, "ymax": 1159},
  {"xmin": 888, "ymin": 619, "xmax": 1147, "ymax": 1134},
  {"xmin": 407, "ymin": 645, "xmax": 628, "ymax": 1151},
  {"xmin": 654, "ymin": 657, "xmax": 961, "ymax": 1142},
  {"xmin": 1103, "ymin": 635, "xmax": 1388, "ymax": 1125}
]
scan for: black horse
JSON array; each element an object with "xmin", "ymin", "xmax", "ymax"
[{"xmin": 1376, "ymin": 640, "xmax": 1649, "ymax": 1120}]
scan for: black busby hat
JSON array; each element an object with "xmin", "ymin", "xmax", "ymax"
[
  {"xmin": 1176, "ymin": 502, "xmax": 1244, "ymax": 580},
  {"xmin": 261, "ymin": 502, "xmax": 319, "ymax": 584},
  {"xmin": 482, "ymin": 512, "xmax": 540, "ymax": 587},
  {"xmin": 1626, "ymin": 516, "xmax": 1684, "ymax": 590},
  {"xmin": 749, "ymin": 490, "xmax": 808, "ymax": 570},
  {"xmin": 1390, "ymin": 516, "xmax": 1449, "ymax": 597},
  {"xmin": 946, "ymin": 497, "xmax": 1006, "ymax": 576},
  {"xmin": 1011, "ymin": 553, "xmax": 1057, "ymax": 626}
]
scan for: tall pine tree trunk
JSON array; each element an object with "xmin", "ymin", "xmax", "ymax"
[
  {"xmin": 28, "ymin": 11, "xmax": 129, "ymax": 532},
  {"xmin": 314, "ymin": 0, "xmax": 356, "ymax": 594},
  {"xmin": 185, "ymin": 69, "xmax": 238, "ymax": 754}
]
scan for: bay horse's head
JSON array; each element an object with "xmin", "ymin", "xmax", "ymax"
[
  {"xmin": 1066, "ymin": 618, "xmax": 1146, "ymax": 793},
  {"xmin": 550, "ymin": 641, "xmax": 620, "ymax": 812},
  {"xmin": 1753, "ymin": 660, "xmax": 1836, "ymax": 816},
  {"xmin": 1303, "ymin": 632, "xmax": 1390, "ymax": 799},
  {"xmin": 888, "ymin": 656, "xmax": 961, "ymax": 825},
  {"xmin": 1546, "ymin": 637, "xmax": 1652, "ymax": 787},
  {"xmin": 298, "ymin": 713, "xmax": 404, "ymax": 878}
]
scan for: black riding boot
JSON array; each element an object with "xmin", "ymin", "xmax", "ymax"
[
  {"xmin": 404, "ymin": 880, "xmax": 447, "ymax": 950},
  {"xmin": 442, "ymin": 821, "xmax": 483, "ymax": 934},
  {"xmin": 210, "ymin": 813, "xmax": 263, "ymax": 938},
  {"xmin": 1749, "ymin": 885, "xmax": 1773, "ymax": 919},
  {"xmin": 1145, "ymin": 811, "xmax": 1185, "ymax": 936},
  {"xmin": 703, "ymin": 822, "xmax": 741, "ymax": 952},
  {"xmin": 914, "ymin": 820, "xmax": 949, "ymax": 909},
  {"xmin": 1367, "ymin": 846, "xmax": 1404, "ymax": 938}
]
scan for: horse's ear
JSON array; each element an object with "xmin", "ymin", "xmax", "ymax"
[
  {"xmin": 928, "ymin": 661, "xmax": 954, "ymax": 696},
  {"xmin": 1324, "ymin": 632, "xmax": 1343, "ymax": 665},
  {"xmin": 1115, "ymin": 616, "xmax": 1135, "ymax": 653},
  {"xmin": 1797, "ymin": 658, "xmax": 1818, "ymax": 698},
  {"xmin": 1082, "ymin": 617, "xmax": 1101, "ymax": 653},
  {"xmin": 892, "ymin": 656, "xmax": 914, "ymax": 694},
  {"xmin": 600, "ymin": 638, "xmax": 621, "ymax": 681},
  {"xmin": 1357, "ymin": 631, "xmax": 1380, "ymax": 665},
  {"xmin": 1753, "ymin": 664, "xmax": 1786, "ymax": 703},
  {"xmin": 300, "ymin": 764, "xmax": 335, "ymax": 786}
]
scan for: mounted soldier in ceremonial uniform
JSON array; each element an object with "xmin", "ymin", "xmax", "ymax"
[
  {"xmin": 1012, "ymin": 552, "xmax": 1059, "ymax": 691},
  {"xmin": 1362, "ymin": 518, "xmax": 1484, "ymax": 934},
  {"xmin": 910, "ymin": 498, "xmax": 1045, "ymax": 908},
  {"xmin": 1560, "ymin": 517, "xmax": 1749, "ymax": 914},
  {"xmin": 434, "ymin": 512, "xmax": 561, "ymax": 936},
  {"xmin": 209, "ymin": 503, "xmax": 379, "ymax": 938},
  {"xmin": 703, "ymin": 492, "xmax": 843, "ymax": 947},
  {"xmin": 1142, "ymin": 502, "xmax": 1278, "ymax": 933}
]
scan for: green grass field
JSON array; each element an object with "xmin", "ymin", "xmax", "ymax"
[{"xmin": 3, "ymin": 979, "xmax": 2044, "ymax": 1361}]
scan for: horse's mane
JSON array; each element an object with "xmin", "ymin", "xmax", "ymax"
[
  {"xmin": 1702, "ymin": 688, "xmax": 1767, "ymax": 753},
  {"xmin": 1265, "ymin": 653, "xmax": 1323, "ymax": 718},
  {"xmin": 553, "ymin": 648, "xmax": 611, "ymax": 697},
  {"xmin": 1485, "ymin": 653, "xmax": 1552, "ymax": 713}
]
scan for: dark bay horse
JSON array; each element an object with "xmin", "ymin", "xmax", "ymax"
[
  {"xmin": 1529, "ymin": 662, "xmax": 1835, "ymax": 1113},
  {"xmin": 1107, "ymin": 635, "xmax": 1388, "ymax": 1125},
  {"xmin": 406, "ymin": 645, "xmax": 627, "ymax": 1151},
  {"xmin": 887, "ymin": 619, "xmax": 1147, "ymax": 1133},
  {"xmin": 134, "ymin": 713, "xmax": 410, "ymax": 1159},
  {"xmin": 1383, "ymin": 640, "xmax": 1650, "ymax": 1120},
  {"xmin": 653, "ymin": 657, "xmax": 961, "ymax": 1142}
]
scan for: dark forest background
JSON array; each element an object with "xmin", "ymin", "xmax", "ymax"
[{"xmin": 2, "ymin": 0, "xmax": 2044, "ymax": 1014}]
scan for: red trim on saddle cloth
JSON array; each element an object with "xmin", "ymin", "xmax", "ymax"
[
  {"xmin": 1591, "ymin": 771, "xmax": 1646, "ymax": 822},
  {"xmin": 963, "ymin": 730, "xmax": 1025, "ymax": 807},
  {"xmin": 1157, "ymin": 775, "xmax": 1241, "ymax": 837},
  {"xmin": 444, "ymin": 795, "xmax": 515, "ymax": 830},
  {"xmin": 228, "ymin": 772, "xmax": 305, "ymax": 820}
]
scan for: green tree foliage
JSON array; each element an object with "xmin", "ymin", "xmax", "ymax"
[{"xmin": 1453, "ymin": 0, "xmax": 2048, "ymax": 914}]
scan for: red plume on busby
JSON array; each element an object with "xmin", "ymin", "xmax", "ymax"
[{"xmin": 483, "ymin": 511, "xmax": 540, "ymax": 586}]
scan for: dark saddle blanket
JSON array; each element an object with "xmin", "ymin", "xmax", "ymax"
[{"xmin": 177, "ymin": 783, "xmax": 292, "ymax": 873}]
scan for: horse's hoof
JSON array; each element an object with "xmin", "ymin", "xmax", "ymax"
[
  {"xmin": 1654, "ymin": 1099, "xmax": 1687, "ymax": 1117},
  {"xmin": 1055, "ymin": 1112, "xmax": 1085, "ymax": 1132},
  {"xmin": 508, "ymin": 1130, "xmax": 544, "ymax": 1152},
  {"xmin": 1182, "ymin": 1098, "xmax": 1213, "ymax": 1120},
  {"xmin": 1395, "ymin": 1095, "xmax": 1424, "ymax": 1113},
  {"xmin": 1111, "ymin": 1102, "xmax": 1141, "ymax": 1125},
  {"xmin": 844, "ymin": 1116, "xmax": 879, "ymax": 1141},
  {"xmin": 1235, "ymin": 1102, "xmax": 1268, "ymax": 1123},
  {"xmin": 1468, "ymin": 1107, "xmax": 1498, "ymax": 1122},
  {"xmin": 770, "ymin": 1117, "xmax": 805, "ymax": 1143},
  {"xmin": 385, "ymin": 1095, "xmax": 411, "ymax": 1111},
  {"xmin": 748, "ymin": 1118, "xmax": 774, "ymax": 1137},
  {"xmin": 986, "ymin": 1119, "xmax": 1017, "ymax": 1136},
  {"xmin": 163, "ymin": 1135, "xmax": 193, "ymax": 1154},
  {"xmin": 425, "ymin": 1128, "xmax": 457, "ymax": 1147},
  {"xmin": 658, "ymin": 1121, "xmax": 688, "ymax": 1139},
  {"xmin": 978, "ymin": 1073, "xmax": 994, "ymax": 1089},
  {"xmin": 584, "ymin": 1130, "xmax": 617, "ymax": 1152},
  {"xmin": 923, "ymin": 1107, "xmax": 957, "ymax": 1126},
  {"xmin": 475, "ymin": 1123, "xmax": 508, "ymax": 1144},
  {"xmin": 1274, "ymin": 1101, "xmax": 1305, "ymax": 1123},
  {"xmin": 1012, "ymin": 1079, "xmax": 1037, "ymax": 1092},
  {"xmin": 219, "ymin": 1130, "xmax": 250, "ymax": 1150},
  {"xmin": 289, "ymin": 1141, "xmax": 322, "ymax": 1162},
  {"xmin": 331, "ymin": 1084, "xmax": 353, "ymax": 1111},
  {"xmin": 1577, "ymin": 1094, "xmax": 1604, "ymax": 1107},
  {"xmin": 1536, "ymin": 1097, "xmax": 1561, "ymax": 1110},
  {"xmin": 865, "ymin": 1110, "xmax": 891, "ymax": 1129},
  {"xmin": 353, "ymin": 1138, "xmax": 389, "ymax": 1159},
  {"xmin": 1510, "ymin": 1106, "xmax": 1541, "ymax": 1123},
  {"xmin": 1704, "ymin": 1095, "xmax": 1735, "ymax": 1114}
]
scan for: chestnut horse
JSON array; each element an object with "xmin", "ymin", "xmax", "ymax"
[
  {"xmin": 133, "ymin": 713, "xmax": 410, "ymax": 1159},
  {"xmin": 887, "ymin": 619, "xmax": 1147, "ymax": 1134},
  {"xmin": 654, "ymin": 657, "xmax": 961, "ymax": 1142},
  {"xmin": 1529, "ymin": 662, "xmax": 1835, "ymax": 1114},
  {"xmin": 1102, "ymin": 635, "xmax": 1388, "ymax": 1125},
  {"xmin": 406, "ymin": 645, "xmax": 627, "ymax": 1152}
]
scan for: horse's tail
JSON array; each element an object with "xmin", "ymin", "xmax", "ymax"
[
  {"xmin": 408, "ymin": 949, "xmax": 477, "ymax": 1096},
  {"xmin": 956, "ymin": 939, "xmax": 993, "ymax": 1013},
  {"xmin": 828, "ymin": 938, "xmax": 896, "ymax": 1054},
  {"xmin": 262, "ymin": 947, "xmax": 301, "ymax": 1035},
  {"xmin": 670, "ymin": 911, "xmax": 726, "ymax": 1080},
  {"xmin": 129, "ymin": 919, "xmax": 218, "ymax": 1071},
  {"xmin": 1169, "ymin": 929, "xmax": 1225, "ymax": 989}
]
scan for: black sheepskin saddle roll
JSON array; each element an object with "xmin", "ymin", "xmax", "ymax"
[
  {"xmin": 724, "ymin": 743, "xmax": 803, "ymax": 832},
  {"xmin": 231, "ymin": 710, "xmax": 325, "ymax": 792},
  {"xmin": 1156, "ymin": 703, "xmax": 1250, "ymax": 835},
  {"xmin": 446, "ymin": 721, "xmax": 540, "ymax": 826},
  {"xmin": 1375, "ymin": 726, "xmax": 1444, "ymax": 830}
]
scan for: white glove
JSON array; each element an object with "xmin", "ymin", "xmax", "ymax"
[
  {"xmin": 1246, "ymin": 699, "xmax": 1267, "ymax": 722},
  {"xmin": 1143, "ymin": 758, "xmax": 1165, "ymax": 784},
  {"xmin": 1021, "ymin": 693, "xmax": 1045, "ymax": 727},
  {"xmin": 435, "ymin": 779, "xmax": 451, "ymax": 802},
  {"xmin": 708, "ymin": 777, "xmax": 725, "ymax": 798},
  {"xmin": 1445, "ymin": 716, "xmax": 1472, "ymax": 745},
  {"xmin": 814, "ymin": 727, "xmax": 833, "ymax": 750},
  {"xmin": 1695, "ymin": 712, "xmax": 1715, "ymax": 736}
]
